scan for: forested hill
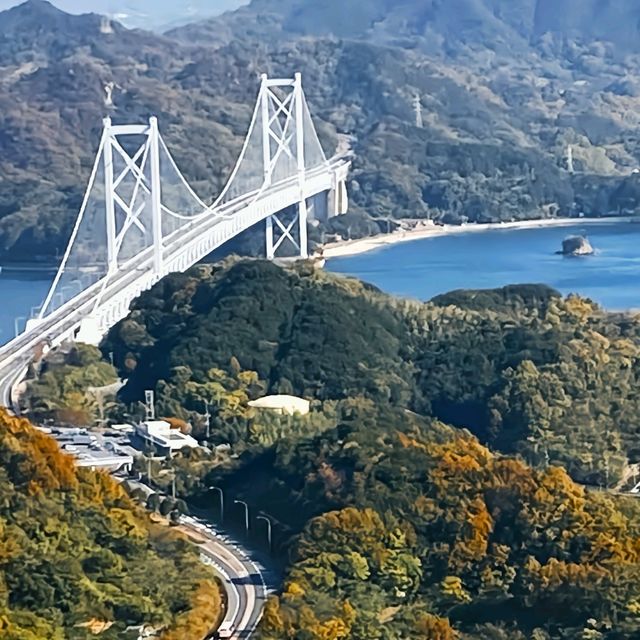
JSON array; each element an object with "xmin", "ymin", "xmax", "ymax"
[
  {"xmin": 0, "ymin": 409, "xmax": 221, "ymax": 639},
  {"xmin": 96, "ymin": 260, "xmax": 640, "ymax": 639},
  {"xmin": 254, "ymin": 404, "xmax": 640, "ymax": 639},
  {"xmin": 3, "ymin": 1, "xmax": 640, "ymax": 259},
  {"xmin": 105, "ymin": 260, "xmax": 640, "ymax": 488}
]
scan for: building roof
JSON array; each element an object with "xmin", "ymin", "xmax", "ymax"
[
  {"xmin": 136, "ymin": 420, "xmax": 199, "ymax": 450},
  {"xmin": 111, "ymin": 423, "xmax": 135, "ymax": 432},
  {"xmin": 248, "ymin": 394, "xmax": 310, "ymax": 415},
  {"xmin": 144, "ymin": 420, "xmax": 172, "ymax": 431}
]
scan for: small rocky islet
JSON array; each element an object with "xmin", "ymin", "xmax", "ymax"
[{"xmin": 558, "ymin": 235, "xmax": 594, "ymax": 256}]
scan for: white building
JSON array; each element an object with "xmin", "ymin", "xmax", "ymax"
[
  {"xmin": 74, "ymin": 450, "xmax": 134, "ymax": 473},
  {"xmin": 111, "ymin": 423, "xmax": 135, "ymax": 433},
  {"xmin": 248, "ymin": 395, "xmax": 310, "ymax": 416},
  {"xmin": 135, "ymin": 420, "xmax": 199, "ymax": 454}
]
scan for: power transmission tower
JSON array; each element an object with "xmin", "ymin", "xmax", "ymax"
[
  {"xmin": 566, "ymin": 144, "xmax": 574, "ymax": 174},
  {"xmin": 101, "ymin": 0, "xmax": 115, "ymax": 34},
  {"xmin": 414, "ymin": 93, "xmax": 423, "ymax": 129}
]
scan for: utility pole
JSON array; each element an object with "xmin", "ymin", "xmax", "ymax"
[
  {"xmin": 414, "ymin": 93, "xmax": 423, "ymax": 129},
  {"xmin": 204, "ymin": 401, "xmax": 210, "ymax": 440}
]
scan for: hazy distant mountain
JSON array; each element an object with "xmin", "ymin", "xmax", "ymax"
[
  {"xmin": 177, "ymin": 0, "xmax": 640, "ymax": 58},
  {"xmin": 0, "ymin": 0, "xmax": 249, "ymax": 29}
]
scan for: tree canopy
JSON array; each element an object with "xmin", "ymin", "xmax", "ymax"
[
  {"xmin": 104, "ymin": 260, "xmax": 640, "ymax": 486},
  {"xmin": 0, "ymin": 409, "xmax": 222, "ymax": 639},
  {"xmin": 35, "ymin": 258, "xmax": 640, "ymax": 638}
]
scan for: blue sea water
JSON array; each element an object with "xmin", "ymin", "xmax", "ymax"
[
  {"xmin": 327, "ymin": 221, "xmax": 640, "ymax": 310},
  {"xmin": 0, "ymin": 271, "xmax": 52, "ymax": 346},
  {"xmin": 2, "ymin": 221, "xmax": 640, "ymax": 347}
]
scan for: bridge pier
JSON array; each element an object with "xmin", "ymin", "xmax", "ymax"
[
  {"xmin": 265, "ymin": 216, "xmax": 274, "ymax": 260},
  {"xmin": 265, "ymin": 202, "xmax": 309, "ymax": 260},
  {"xmin": 329, "ymin": 171, "xmax": 349, "ymax": 218},
  {"xmin": 298, "ymin": 199, "xmax": 308, "ymax": 259},
  {"xmin": 76, "ymin": 316, "xmax": 104, "ymax": 346}
]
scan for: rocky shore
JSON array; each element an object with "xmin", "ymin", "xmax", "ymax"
[{"xmin": 320, "ymin": 218, "xmax": 626, "ymax": 259}]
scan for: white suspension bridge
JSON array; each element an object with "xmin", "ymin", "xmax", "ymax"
[{"xmin": 0, "ymin": 73, "xmax": 351, "ymax": 404}]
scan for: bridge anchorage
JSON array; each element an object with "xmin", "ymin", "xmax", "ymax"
[{"xmin": 0, "ymin": 72, "xmax": 349, "ymax": 373}]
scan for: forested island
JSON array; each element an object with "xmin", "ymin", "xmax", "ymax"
[{"xmin": 24, "ymin": 259, "xmax": 640, "ymax": 639}]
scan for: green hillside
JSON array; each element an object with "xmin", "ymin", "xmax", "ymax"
[
  {"xmin": 102, "ymin": 260, "xmax": 640, "ymax": 487},
  {"xmin": 94, "ymin": 259, "xmax": 640, "ymax": 639},
  {"xmin": 0, "ymin": 409, "xmax": 222, "ymax": 639},
  {"xmin": 254, "ymin": 404, "xmax": 640, "ymax": 639}
]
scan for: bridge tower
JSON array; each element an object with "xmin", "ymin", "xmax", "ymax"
[
  {"xmin": 39, "ymin": 116, "xmax": 169, "ymax": 344},
  {"xmin": 102, "ymin": 116, "xmax": 165, "ymax": 276},
  {"xmin": 261, "ymin": 73, "xmax": 311, "ymax": 260}
]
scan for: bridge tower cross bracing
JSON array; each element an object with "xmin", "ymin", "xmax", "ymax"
[{"xmin": 39, "ymin": 117, "xmax": 170, "ymax": 336}]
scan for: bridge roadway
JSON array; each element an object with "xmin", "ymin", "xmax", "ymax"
[{"xmin": 0, "ymin": 155, "xmax": 348, "ymax": 405}]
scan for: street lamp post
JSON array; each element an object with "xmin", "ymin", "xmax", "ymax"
[
  {"xmin": 257, "ymin": 514, "xmax": 272, "ymax": 553},
  {"xmin": 210, "ymin": 486, "xmax": 224, "ymax": 525},
  {"xmin": 234, "ymin": 499, "xmax": 249, "ymax": 537}
]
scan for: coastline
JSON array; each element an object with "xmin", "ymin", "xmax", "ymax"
[{"xmin": 320, "ymin": 216, "xmax": 635, "ymax": 260}]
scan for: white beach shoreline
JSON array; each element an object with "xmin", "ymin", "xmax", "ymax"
[{"xmin": 320, "ymin": 217, "xmax": 635, "ymax": 259}]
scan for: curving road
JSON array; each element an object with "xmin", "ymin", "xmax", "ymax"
[
  {"xmin": 180, "ymin": 516, "xmax": 269, "ymax": 638},
  {"xmin": 126, "ymin": 477, "xmax": 270, "ymax": 638}
]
